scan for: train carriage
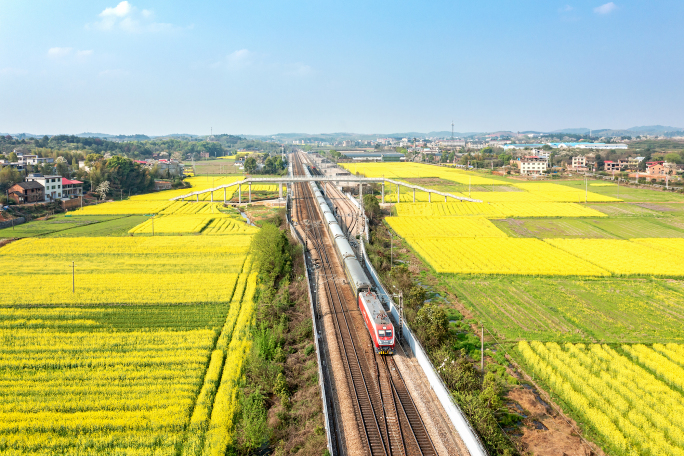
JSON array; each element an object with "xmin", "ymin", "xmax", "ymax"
[
  {"xmin": 358, "ymin": 290, "xmax": 395, "ymax": 354},
  {"xmin": 308, "ymin": 178, "xmax": 395, "ymax": 355},
  {"xmin": 343, "ymin": 254, "xmax": 370, "ymax": 285}
]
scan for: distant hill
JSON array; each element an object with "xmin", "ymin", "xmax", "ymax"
[
  {"xmin": 551, "ymin": 128, "xmax": 590, "ymax": 135},
  {"xmin": 627, "ymin": 125, "xmax": 680, "ymax": 133},
  {"xmin": 76, "ymin": 132, "xmax": 115, "ymax": 138}
]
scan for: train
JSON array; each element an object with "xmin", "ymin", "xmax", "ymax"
[{"xmin": 302, "ymin": 159, "xmax": 395, "ymax": 355}]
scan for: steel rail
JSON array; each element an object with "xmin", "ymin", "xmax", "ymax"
[{"xmin": 293, "ymin": 155, "xmax": 390, "ymax": 456}]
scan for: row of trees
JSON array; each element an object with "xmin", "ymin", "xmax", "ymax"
[{"xmin": 244, "ymin": 155, "xmax": 287, "ymax": 175}]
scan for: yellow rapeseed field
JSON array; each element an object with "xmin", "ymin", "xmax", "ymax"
[
  {"xmin": 0, "ymin": 236, "xmax": 253, "ymax": 305},
  {"xmin": 546, "ymin": 239, "xmax": 684, "ymax": 277},
  {"xmin": 341, "ymin": 162, "xmax": 501, "ymax": 185},
  {"xmin": 0, "ymin": 201, "xmax": 259, "ymax": 454},
  {"xmin": 395, "ymin": 201, "xmax": 607, "ymax": 218},
  {"xmin": 387, "ymin": 216, "xmax": 507, "ymax": 238},
  {"xmin": 408, "ymin": 237, "xmax": 610, "ymax": 276},
  {"xmin": 72, "ymin": 200, "xmax": 174, "ymax": 215},
  {"xmin": 518, "ymin": 341, "xmax": 684, "ymax": 456}
]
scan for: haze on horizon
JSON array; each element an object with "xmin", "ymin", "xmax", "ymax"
[{"xmin": 1, "ymin": 0, "xmax": 683, "ymax": 136}]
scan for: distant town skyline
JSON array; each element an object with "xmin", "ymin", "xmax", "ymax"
[{"xmin": 1, "ymin": 1, "xmax": 683, "ymax": 135}]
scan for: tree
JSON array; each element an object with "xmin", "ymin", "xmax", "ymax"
[
  {"xmin": 665, "ymin": 152, "xmax": 681, "ymax": 164},
  {"xmin": 0, "ymin": 166, "xmax": 22, "ymax": 193},
  {"xmin": 595, "ymin": 153, "xmax": 605, "ymax": 171},
  {"xmin": 55, "ymin": 156, "xmax": 69, "ymax": 177},
  {"xmin": 244, "ymin": 156, "xmax": 258, "ymax": 173},
  {"xmin": 8, "ymin": 152, "xmax": 17, "ymax": 162},
  {"xmin": 85, "ymin": 153, "xmax": 103, "ymax": 165},
  {"xmin": 363, "ymin": 194, "xmax": 381, "ymax": 222},
  {"xmin": 415, "ymin": 302, "xmax": 449, "ymax": 349},
  {"xmin": 251, "ymin": 223, "xmax": 292, "ymax": 284},
  {"xmin": 95, "ymin": 181, "xmax": 110, "ymax": 200},
  {"xmin": 237, "ymin": 389, "xmax": 269, "ymax": 452}
]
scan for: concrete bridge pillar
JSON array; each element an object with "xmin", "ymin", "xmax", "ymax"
[
  {"xmin": 279, "ymin": 182, "xmax": 283, "ymax": 199},
  {"xmin": 413, "ymin": 188, "xmax": 416, "ymax": 203},
  {"xmin": 223, "ymin": 188, "xmax": 226, "ymax": 204},
  {"xmin": 429, "ymin": 192, "xmax": 431, "ymax": 203},
  {"xmin": 381, "ymin": 183, "xmax": 385, "ymax": 204},
  {"xmin": 249, "ymin": 183, "xmax": 252, "ymax": 204},
  {"xmin": 239, "ymin": 184, "xmax": 242, "ymax": 204}
]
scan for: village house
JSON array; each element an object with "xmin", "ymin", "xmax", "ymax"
[
  {"xmin": 517, "ymin": 156, "xmax": 548, "ymax": 176},
  {"xmin": 7, "ymin": 181, "xmax": 44, "ymax": 204},
  {"xmin": 25, "ymin": 174, "xmax": 63, "ymax": 201},
  {"xmin": 61, "ymin": 178, "xmax": 84, "ymax": 199}
]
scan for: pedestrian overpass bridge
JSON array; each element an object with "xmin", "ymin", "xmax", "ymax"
[{"xmin": 170, "ymin": 176, "xmax": 482, "ymax": 204}]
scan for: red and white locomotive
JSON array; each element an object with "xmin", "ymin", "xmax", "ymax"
[
  {"xmin": 358, "ymin": 290, "xmax": 395, "ymax": 355},
  {"xmin": 308, "ymin": 170, "xmax": 395, "ymax": 355}
]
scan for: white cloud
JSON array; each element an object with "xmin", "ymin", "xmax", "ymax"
[
  {"xmin": 212, "ymin": 49, "xmax": 255, "ymax": 70},
  {"xmin": 100, "ymin": 1, "xmax": 132, "ymax": 17},
  {"xmin": 48, "ymin": 47, "xmax": 73, "ymax": 58},
  {"xmin": 594, "ymin": 2, "xmax": 617, "ymax": 14},
  {"xmin": 560, "ymin": 5, "xmax": 573, "ymax": 12},
  {"xmin": 284, "ymin": 63, "xmax": 313, "ymax": 77},
  {"xmin": 212, "ymin": 49, "xmax": 313, "ymax": 77},
  {"xmin": 76, "ymin": 50, "xmax": 94, "ymax": 58},
  {"xmin": 228, "ymin": 49, "xmax": 252, "ymax": 63},
  {"xmin": 89, "ymin": 2, "xmax": 179, "ymax": 33}
]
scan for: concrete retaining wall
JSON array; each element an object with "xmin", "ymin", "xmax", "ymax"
[
  {"xmin": 359, "ymin": 236, "xmax": 488, "ymax": 456},
  {"xmin": 0, "ymin": 217, "xmax": 25, "ymax": 230},
  {"xmin": 286, "ymin": 194, "xmax": 338, "ymax": 456}
]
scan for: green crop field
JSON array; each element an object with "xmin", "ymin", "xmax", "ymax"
[
  {"xmin": 588, "ymin": 203, "xmax": 663, "ymax": 217},
  {"xmin": 44, "ymin": 215, "xmax": 151, "ymax": 237},
  {"xmin": 492, "ymin": 218, "xmax": 615, "ymax": 238},
  {"xmin": 492, "ymin": 217, "xmax": 684, "ymax": 239},
  {"xmin": 558, "ymin": 180, "xmax": 684, "ymax": 202},
  {"xmin": 445, "ymin": 276, "xmax": 684, "ymax": 343},
  {"xmin": 0, "ymin": 215, "xmax": 124, "ymax": 238},
  {"xmin": 587, "ymin": 217, "xmax": 684, "ymax": 238}
]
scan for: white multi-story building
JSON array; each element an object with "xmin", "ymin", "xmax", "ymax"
[
  {"xmin": 570, "ymin": 155, "xmax": 587, "ymax": 170},
  {"xmin": 518, "ymin": 156, "xmax": 548, "ymax": 175},
  {"xmin": 26, "ymin": 174, "xmax": 62, "ymax": 201},
  {"xmin": 438, "ymin": 139, "xmax": 466, "ymax": 147}
]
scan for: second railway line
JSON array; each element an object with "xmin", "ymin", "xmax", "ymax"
[{"xmin": 291, "ymin": 152, "xmax": 444, "ymax": 456}]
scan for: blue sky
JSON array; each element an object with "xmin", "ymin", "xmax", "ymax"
[{"xmin": 1, "ymin": 1, "xmax": 683, "ymax": 135}]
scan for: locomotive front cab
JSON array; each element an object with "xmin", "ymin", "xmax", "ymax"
[{"xmin": 377, "ymin": 326, "xmax": 395, "ymax": 355}]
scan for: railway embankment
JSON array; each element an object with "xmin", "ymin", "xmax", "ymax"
[{"xmin": 296, "ymin": 151, "xmax": 471, "ymax": 456}]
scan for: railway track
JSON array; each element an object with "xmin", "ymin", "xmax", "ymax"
[{"xmin": 292, "ymin": 153, "xmax": 437, "ymax": 456}]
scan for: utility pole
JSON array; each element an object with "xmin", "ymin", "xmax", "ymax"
[{"xmin": 481, "ymin": 325, "xmax": 484, "ymax": 371}]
